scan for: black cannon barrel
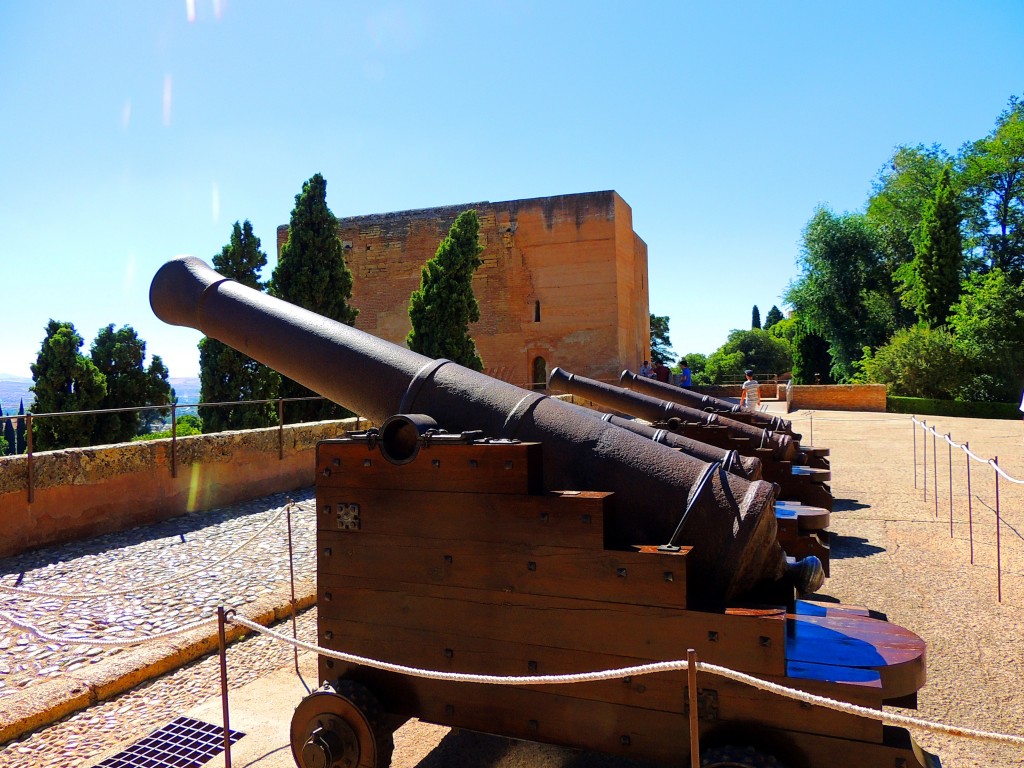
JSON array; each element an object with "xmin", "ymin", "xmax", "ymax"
[
  {"xmin": 560, "ymin": 402, "xmax": 762, "ymax": 481},
  {"xmin": 151, "ymin": 257, "xmax": 787, "ymax": 604},
  {"xmin": 620, "ymin": 370, "xmax": 798, "ymax": 438},
  {"xmin": 548, "ymin": 367, "xmax": 796, "ymax": 462}
]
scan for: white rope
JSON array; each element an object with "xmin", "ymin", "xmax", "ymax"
[
  {"xmin": 0, "ymin": 501, "xmax": 307, "ymax": 600},
  {"xmin": 912, "ymin": 416, "xmax": 1024, "ymax": 484},
  {"xmin": 0, "ymin": 609, "xmax": 216, "ymax": 647},
  {"xmin": 229, "ymin": 614, "xmax": 1024, "ymax": 748}
]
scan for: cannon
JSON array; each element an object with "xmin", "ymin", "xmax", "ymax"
[
  {"xmin": 620, "ymin": 370, "xmax": 798, "ymax": 436},
  {"xmin": 549, "ymin": 368, "xmax": 834, "ymax": 512},
  {"xmin": 150, "ymin": 257, "xmax": 939, "ymax": 768}
]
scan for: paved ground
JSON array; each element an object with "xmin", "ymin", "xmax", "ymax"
[{"xmin": 1, "ymin": 406, "xmax": 1022, "ymax": 768}]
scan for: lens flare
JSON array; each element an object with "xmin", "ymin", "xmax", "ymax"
[
  {"xmin": 185, "ymin": 0, "xmax": 196, "ymax": 23},
  {"xmin": 162, "ymin": 75, "xmax": 173, "ymax": 126}
]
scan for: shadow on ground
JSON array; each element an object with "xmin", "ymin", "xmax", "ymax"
[
  {"xmin": 832, "ymin": 498, "xmax": 870, "ymax": 512},
  {"xmin": 829, "ymin": 532, "xmax": 886, "ymax": 560}
]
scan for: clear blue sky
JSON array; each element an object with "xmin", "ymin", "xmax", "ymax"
[{"xmin": 2, "ymin": 1, "xmax": 1022, "ymax": 379}]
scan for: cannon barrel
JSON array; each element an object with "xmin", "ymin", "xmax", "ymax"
[
  {"xmin": 561, "ymin": 402, "xmax": 762, "ymax": 481},
  {"xmin": 620, "ymin": 370, "xmax": 798, "ymax": 437},
  {"xmin": 548, "ymin": 367, "xmax": 796, "ymax": 462},
  {"xmin": 151, "ymin": 257, "xmax": 789, "ymax": 604}
]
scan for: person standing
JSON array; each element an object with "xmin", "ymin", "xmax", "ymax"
[
  {"xmin": 740, "ymin": 369, "xmax": 760, "ymax": 410},
  {"xmin": 639, "ymin": 360, "xmax": 654, "ymax": 378},
  {"xmin": 680, "ymin": 359, "xmax": 692, "ymax": 388}
]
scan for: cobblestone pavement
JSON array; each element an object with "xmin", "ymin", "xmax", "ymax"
[
  {"xmin": 0, "ymin": 489, "xmax": 317, "ymax": 700},
  {"xmin": 0, "ymin": 607, "xmax": 318, "ymax": 768}
]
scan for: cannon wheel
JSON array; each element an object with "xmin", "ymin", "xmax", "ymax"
[
  {"xmin": 701, "ymin": 743, "xmax": 790, "ymax": 767},
  {"xmin": 290, "ymin": 679, "xmax": 394, "ymax": 768}
]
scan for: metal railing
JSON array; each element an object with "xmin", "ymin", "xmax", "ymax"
[{"xmin": 0, "ymin": 396, "xmax": 360, "ymax": 504}]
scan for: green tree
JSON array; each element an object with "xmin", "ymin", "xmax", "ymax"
[
  {"xmin": 271, "ymin": 174, "xmax": 357, "ymax": 423},
  {"xmin": 959, "ymin": 96, "xmax": 1024, "ymax": 276},
  {"xmin": 751, "ymin": 305, "xmax": 761, "ymax": 329},
  {"xmin": 763, "ymin": 305, "xmax": 784, "ymax": 331},
  {"xmin": 791, "ymin": 318, "xmax": 833, "ymax": 385},
  {"xmin": 30, "ymin": 320, "xmax": 106, "ymax": 449},
  {"xmin": 858, "ymin": 325, "xmax": 966, "ymax": 399},
  {"xmin": 704, "ymin": 349, "xmax": 746, "ymax": 384},
  {"xmin": 200, "ymin": 220, "xmax": 281, "ymax": 432},
  {"xmin": 947, "ymin": 268, "xmax": 1024, "ymax": 400},
  {"xmin": 648, "ymin": 314, "xmax": 673, "ymax": 366},
  {"xmin": 785, "ymin": 208, "xmax": 893, "ymax": 381},
  {"xmin": 909, "ymin": 166, "xmax": 963, "ymax": 327},
  {"xmin": 90, "ymin": 324, "xmax": 171, "ymax": 444},
  {"xmin": 2, "ymin": 415, "xmax": 14, "ymax": 455},
  {"xmin": 867, "ymin": 144, "xmax": 950, "ymax": 272},
  {"xmin": 702, "ymin": 329, "xmax": 793, "ymax": 383},
  {"xmin": 407, "ymin": 210, "xmax": 485, "ymax": 371}
]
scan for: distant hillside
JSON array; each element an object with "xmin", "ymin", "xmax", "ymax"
[
  {"xmin": 0, "ymin": 377, "xmax": 202, "ymax": 413},
  {"xmin": 0, "ymin": 377, "xmax": 33, "ymax": 414}
]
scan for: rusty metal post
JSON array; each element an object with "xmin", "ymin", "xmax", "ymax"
[
  {"xmin": 966, "ymin": 442, "xmax": 974, "ymax": 564},
  {"xmin": 809, "ymin": 412, "xmax": 813, "ymax": 452},
  {"xmin": 947, "ymin": 435, "xmax": 953, "ymax": 538},
  {"xmin": 932, "ymin": 429, "xmax": 938, "ymax": 517},
  {"xmin": 217, "ymin": 606, "xmax": 233, "ymax": 768},
  {"xmin": 994, "ymin": 458, "xmax": 1002, "ymax": 603},
  {"xmin": 912, "ymin": 418, "xmax": 917, "ymax": 489},
  {"xmin": 687, "ymin": 648, "xmax": 700, "ymax": 767},
  {"xmin": 278, "ymin": 398, "xmax": 284, "ymax": 460},
  {"xmin": 171, "ymin": 402, "xmax": 178, "ymax": 479},
  {"xmin": 286, "ymin": 500, "xmax": 311, "ymax": 693},
  {"xmin": 26, "ymin": 413, "xmax": 34, "ymax": 504},
  {"xmin": 923, "ymin": 421, "xmax": 928, "ymax": 503}
]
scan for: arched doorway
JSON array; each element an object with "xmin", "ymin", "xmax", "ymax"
[{"xmin": 532, "ymin": 356, "xmax": 547, "ymax": 390}]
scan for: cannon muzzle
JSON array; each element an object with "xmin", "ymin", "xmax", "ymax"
[{"xmin": 151, "ymin": 256, "xmax": 791, "ymax": 604}]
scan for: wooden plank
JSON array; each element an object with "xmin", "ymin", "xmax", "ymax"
[
  {"xmin": 318, "ymin": 530, "xmax": 688, "ymax": 608},
  {"xmin": 316, "ymin": 440, "xmax": 543, "ymax": 494},
  {"xmin": 315, "ymin": 488, "xmax": 611, "ymax": 549},
  {"xmin": 317, "ymin": 656, "xmax": 883, "ymax": 758},
  {"xmin": 775, "ymin": 501, "xmax": 831, "ymax": 531},
  {"xmin": 785, "ymin": 613, "xmax": 926, "ymax": 701},
  {"xmin": 316, "ymin": 577, "xmax": 786, "ymax": 676}
]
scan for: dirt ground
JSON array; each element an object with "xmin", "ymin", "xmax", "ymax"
[{"xmin": 787, "ymin": 409, "xmax": 1024, "ymax": 767}]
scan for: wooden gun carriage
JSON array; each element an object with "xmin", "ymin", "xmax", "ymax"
[{"xmin": 149, "ymin": 257, "xmax": 940, "ymax": 768}]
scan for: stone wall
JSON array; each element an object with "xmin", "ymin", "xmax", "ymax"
[
  {"xmin": 277, "ymin": 190, "xmax": 650, "ymax": 387},
  {"xmin": 787, "ymin": 384, "xmax": 887, "ymax": 412},
  {"xmin": 0, "ymin": 419, "xmax": 365, "ymax": 559}
]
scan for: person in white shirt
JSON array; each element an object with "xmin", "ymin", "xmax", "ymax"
[{"xmin": 740, "ymin": 369, "xmax": 760, "ymax": 410}]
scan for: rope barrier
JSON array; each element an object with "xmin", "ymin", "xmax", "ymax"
[
  {"xmin": 228, "ymin": 614, "xmax": 1024, "ymax": 748},
  {"xmin": 912, "ymin": 416, "xmax": 1024, "ymax": 484},
  {"xmin": 0, "ymin": 609, "xmax": 216, "ymax": 647},
  {"xmin": 0, "ymin": 501, "xmax": 311, "ymax": 600}
]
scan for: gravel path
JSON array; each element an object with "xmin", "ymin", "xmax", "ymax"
[{"xmin": 1, "ymin": 410, "xmax": 1022, "ymax": 768}]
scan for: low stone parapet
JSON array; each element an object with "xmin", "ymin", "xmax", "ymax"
[{"xmin": 0, "ymin": 418, "xmax": 367, "ymax": 559}]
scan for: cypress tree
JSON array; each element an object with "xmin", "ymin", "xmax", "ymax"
[
  {"xmin": 1, "ymin": 405, "xmax": 12, "ymax": 455},
  {"xmin": 30, "ymin": 321, "xmax": 106, "ymax": 449},
  {"xmin": 90, "ymin": 324, "xmax": 153, "ymax": 444},
  {"xmin": 270, "ymin": 174, "xmax": 357, "ymax": 423},
  {"xmin": 16, "ymin": 399, "xmax": 26, "ymax": 454},
  {"xmin": 751, "ymin": 305, "xmax": 762, "ymax": 329},
  {"xmin": 764, "ymin": 305, "xmax": 784, "ymax": 331},
  {"xmin": 407, "ymin": 210, "xmax": 485, "ymax": 371},
  {"xmin": 914, "ymin": 166, "xmax": 963, "ymax": 328},
  {"xmin": 200, "ymin": 220, "xmax": 280, "ymax": 432}
]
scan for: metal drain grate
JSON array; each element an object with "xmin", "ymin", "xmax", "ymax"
[{"xmin": 93, "ymin": 715, "xmax": 245, "ymax": 768}]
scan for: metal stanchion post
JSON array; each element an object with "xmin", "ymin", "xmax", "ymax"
[
  {"xmin": 932, "ymin": 429, "xmax": 938, "ymax": 517},
  {"xmin": 687, "ymin": 648, "xmax": 700, "ymax": 767},
  {"xmin": 923, "ymin": 421, "xmax": 928, "ymax": 502},
  {"xmin": 966, "ymin": 442, "xmax": 974, "ymax": 564},
  {"xmin": 912, "ymin": 418, "xmax": 917, "ymax": 489},
  {"xmin": 947, "ymin": 435, "xmax": 953, "ymax": 538},
  {"xmin": 995, "ymin": 457, "xmax": 1002, "ymax": 603},
  {"xmin": 217, "ymin": 606, "xmax": 233, "ymax": 768},
  {"xmin": 286, "ymin": 500, "xmax": 311, "ymax": 693}
]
